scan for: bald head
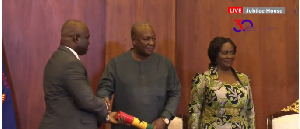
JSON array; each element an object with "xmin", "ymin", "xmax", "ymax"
[
  {"xmin": 61, "ymin": 20, "xmax": 88, "ymax": 38},
  {"xmin": 131, "ymin": 22, "xmax": 154, "ymax": 38},
  {"xmin": 60, "ymin": 20, "xmax": 90, "ymax": 55}
]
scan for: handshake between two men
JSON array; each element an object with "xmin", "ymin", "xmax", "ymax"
[
  {"xmin": 103, "ymin": 97, "xmax": 156, "ymax": 129},
  {"xmin": 103, "ymin": 97, "xmax": 127, "ymax": 125}
]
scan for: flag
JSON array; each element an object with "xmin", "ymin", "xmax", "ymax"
[
  {"xmin": 115, "ymin": 111, "xmax": 154, "ymax": 129},
  {"xmin": 2, "ymin": 59, "xmax": 18, "ymax": 129}
]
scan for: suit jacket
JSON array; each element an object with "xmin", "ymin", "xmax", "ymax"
[{"xmin": 39, "ymin": 45, "xmax": 107, "ymax": 129}]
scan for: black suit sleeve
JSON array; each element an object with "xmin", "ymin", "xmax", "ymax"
[{"xmin": 63, "ymin": 61, "xmax": 108, "ymax": 123}]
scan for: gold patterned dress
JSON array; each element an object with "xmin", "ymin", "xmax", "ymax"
[{"xmin": 188, "ymin": 67, "xmax": 255, "ymax": 129}]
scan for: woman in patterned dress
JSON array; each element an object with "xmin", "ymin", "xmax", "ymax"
[{"xmin": 188, "ymin": 37, "xmax": 255, "ymax": 129}]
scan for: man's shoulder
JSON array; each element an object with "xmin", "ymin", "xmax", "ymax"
[
  {"xmin": 108, "ymin": 51, "xmax": 131, "ymax": 63},
  {"xmin": 153, "ymin": 52, "xmax": 167, "ymax": 58},
  {"xmin": 46, "ymin": 49, "xmax": 82, "ymax": 69},
  {"xmin": 57, "ymin": 49, "xmax": 78, "ymax": 60},
  {"xmin": 153, "ymin": 52, "xmax": 173, "ymax": 65}
]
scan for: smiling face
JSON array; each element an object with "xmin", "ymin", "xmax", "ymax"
[
  {"xmin": 216, "ymin": 42, "xmax": 236, "ymax": 68},
  {"xmin": 132, "ymin": 25, "xmax": 156, "ymax": 57}
]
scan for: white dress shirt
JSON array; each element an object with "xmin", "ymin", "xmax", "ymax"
[{"xmin": 65, "ymin": 46, "xmax": 80, "ymax": 60}]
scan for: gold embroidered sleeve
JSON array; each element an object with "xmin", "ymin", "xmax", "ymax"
[
  {"xmin": 188, "ymin": 73, "xmax": 206, "ymax": 129},
  {"xmin": 246, "ymin": 76, "xmax": 255, "ymax": 129},
  {"xmin": 281, "ymin": 100, "xmax": 299, "ymax": 113}
]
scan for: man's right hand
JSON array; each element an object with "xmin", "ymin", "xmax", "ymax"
[
  {"xmin": 108, "ymin": 112, "xmax": 127, "ymax": 125},
  {"xmin": 103, "ymin": 97, "xmax": 111, "ymax": 112}
]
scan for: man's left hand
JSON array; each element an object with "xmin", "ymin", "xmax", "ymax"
[{"xmin": 152, "ymin": 118, "xmax": 166, "ymax": 129}]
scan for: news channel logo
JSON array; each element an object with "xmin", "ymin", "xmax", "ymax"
[{"xmin": 233, "ymin": 19, "xmax": 278, "ymax": 34}]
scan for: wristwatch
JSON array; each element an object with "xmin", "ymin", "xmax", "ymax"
[{"xmin": 162, "ymin": 118, "xmax": 170, "ymax": 125}]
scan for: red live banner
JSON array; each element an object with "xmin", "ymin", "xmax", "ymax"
[{"xmin": 228, "ymin": 7, "xmax": 243, "ymax": 13}]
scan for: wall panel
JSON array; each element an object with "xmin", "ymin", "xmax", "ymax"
[
  {"xmin": 175, "ymin": 0, "xmax": 299, "ymax": 128},
  {"xmin": 2, "ymin": 0, "xmax": 106, "ymax": 129}
]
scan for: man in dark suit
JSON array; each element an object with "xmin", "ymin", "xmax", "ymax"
[{"xmin": 39, "ymin": 20, "xmax": 120, "ymax": 129}]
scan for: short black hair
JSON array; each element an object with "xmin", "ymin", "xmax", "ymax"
[
  {"xmin": 208, "ymin": 36, "xmax": 237, "ymax": 68},
  {"xmin": 130, "ymin": 22, "xmax": 152, "ymax": 39}
]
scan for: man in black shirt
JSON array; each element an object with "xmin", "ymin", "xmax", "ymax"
[{"xmin": 97, "ymin": 22, "xmax": 181, "ymax": 129}]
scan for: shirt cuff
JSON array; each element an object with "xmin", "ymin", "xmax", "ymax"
[
  {"xmin": 160, "ymin": 110, "xmax": 172, "ymax": 120},
  {"xmin": 98, "ymin": 92, "xmax": 111, "ymax": 100},
  {"xmin": 105, "ymin": 115, "xmax": 109, "ymax": 122},
  {"xmin": 104, "ymin": 101, "xmax": 109, "ymax": 109}
]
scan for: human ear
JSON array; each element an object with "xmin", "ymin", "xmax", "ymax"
[{"xmin": 73, "ymin": 34, "xmax": 80, "ymax": 43}]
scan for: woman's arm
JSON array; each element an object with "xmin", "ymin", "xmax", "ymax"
[
  {"xmin": 246, "ymin": 76, "xmax": 255, "ymax": 129},
  {"xmin": 188, "ymin": 73, "xmax": 206, "ymax": 129}
]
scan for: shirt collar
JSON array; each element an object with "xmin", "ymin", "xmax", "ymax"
[
  {"xmin": 64, "ymin": 46, "xmax": 80, "ymax": 60},
  {"xmin": 208, "ymin": 66, "xmax": 248, "ymax": 86},
  {"xmin": 209, "ymin": 66, "xmax": 238, "ymax": 79}
]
